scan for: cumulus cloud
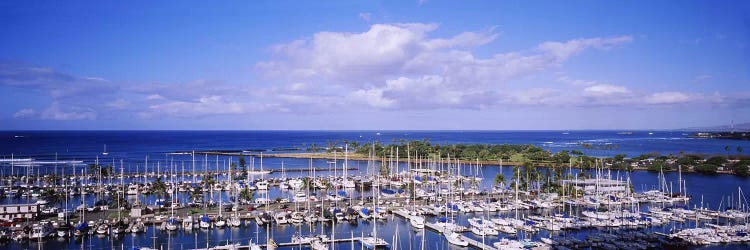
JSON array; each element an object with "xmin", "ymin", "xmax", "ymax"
[
  {"xmin": 258, "ymin": 23, "xmax": 633, "ymax": 110},
  {"xmin": 348, "ymin": 75, "xmax": 498, "ymax": 110},
  {"xmin": 258, "ymin": 23, "xmax": 440, "ymax": 83},
  {"xmin": 5, "ymin": 24, "xmax": 733, "ymax": 122}
]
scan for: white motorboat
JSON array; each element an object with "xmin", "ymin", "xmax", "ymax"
[
  {"xmin": 444, "ymin": 231, "xmax": 468, "ymax": 247},
  {"xmin": 409, "ymin": 215, "xmax": 425, "ymax": 229}
]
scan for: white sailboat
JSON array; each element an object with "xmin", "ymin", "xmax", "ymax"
[
  {"xmin": 341, "ymin": 144, "xmax": 356, "ymax": 188},
  {"xmin": 360, "ymin": 169, "xmax": 388, "ymax": 249},
  {"xmin": 255, "ymin": 153, "xmax": 269, "ymax": 190}
]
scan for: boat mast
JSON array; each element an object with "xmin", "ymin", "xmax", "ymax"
[{"xmin": 119, "ymin": 160, "xmax": 123, "ymax": 222}]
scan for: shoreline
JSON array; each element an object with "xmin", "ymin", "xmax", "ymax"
[{"xmin": 236, "ymin": 152, "xmax": 737, "ymax": 176}]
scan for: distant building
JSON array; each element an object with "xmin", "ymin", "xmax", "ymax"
[{"xmin": 0, "ymin": 203, "xmax": 39, "ymax": 220}]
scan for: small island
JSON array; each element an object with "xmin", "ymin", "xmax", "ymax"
[{"xmin": 690, "ymin": 132, "xmax": 750, "ymax": 140}]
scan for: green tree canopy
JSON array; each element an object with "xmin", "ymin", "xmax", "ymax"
[
  {"xmin": 493, "ymin": 173, "xmax": 505, "ymax": 185},
  {"xmin": 732, "ymin": 160, "xmax": 750, "ymax": 177},
  {"xmin": 694, "ymin": 164, "xmax": 719, "ymax": 175},
  {"xmin": 706, "ymin": 156, "xmax": 727, "ymax": 166}
]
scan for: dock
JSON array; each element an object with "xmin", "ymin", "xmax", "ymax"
[
  {"xmin": 269, "ymin": 237, "xmax": 363, "ymax": 248},
  {"xmin": 392, "ymin": 210, "xmax": 492, "ymax": 249}
]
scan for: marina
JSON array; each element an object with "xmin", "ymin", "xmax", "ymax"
[
  {"xmin": 4, "ymin": 0, "xmax": 750, "ymax": 248},
  {"xmin": 0, "ymin": 131, "xmax": 749, "ymax": 250}
]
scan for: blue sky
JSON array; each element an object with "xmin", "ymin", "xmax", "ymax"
[{"xmin": 1, "ymin": 0, "xmax": 749, "ymax": 130}]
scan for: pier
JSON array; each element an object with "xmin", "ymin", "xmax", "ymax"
[
  {"xmin": 392, "ymin": 210, "xmax": 492, "ymax": 249},
  {"xmin": 268, "ymin": 237, "xmax": 363, "ymax": 248}
]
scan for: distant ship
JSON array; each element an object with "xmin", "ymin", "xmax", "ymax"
[{"xmin": 616, "ymin": 132, "xmax": 633, "ymax": 135}]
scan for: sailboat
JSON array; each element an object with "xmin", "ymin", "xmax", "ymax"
[
  {"xmin": 112, "ymin": 161, "xmax": 127, "ymax": 234},
  {"xmin": 56, "ymin": 167, "xmax": 72, "ymax": 238},
  {"xmin": 214, "ymin": 156, "xmax": 226, "ymax": 228},
  {"xmin": 255, "ymin": 153, "xmax": 269, "ymax": 190},
  {"xmin": 229, "ymin": 157, "xmax": 242, "ymax": 227},
  {"xmin": 360, "ymin": 170, "xmax": 388, "ymax": 249},
  {"xmin": 341, "ymin": 144, "xmax": 356, "ymax": 188},
  {"xmin": 102, "ymin": 144, "xmax": 109, "ymax": 156},
  {"xmin": 74, "ymin": 169, "xmax": 89, "ymax": 237},
  {"xmin": 407, "ymin": 146, "xmax": 425, "ymax": 229},
  {"xmin": 183, "ymin": 215, "xmax": 195, "ymax": 231},
  {"xmin": 200, "ymin": 214, "xmax": 211, "ymax": 229},
  {"xmin": 166, "ymin": 159, "xmax": 179, "ymax": 231}
]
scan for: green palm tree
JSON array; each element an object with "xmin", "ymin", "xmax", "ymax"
[
  {"xmin": 190, "ymin": 186, "xmax": 204, "ymax": 203},
  {"xmin": 202, "ymin": 175, "xmax": 216, "ymax": 188},
  {"xmin": 109, "ymin": 195, "xmax": 130, "ymax": 209},
  {"xmin": 151, "ymin": 177, "xmax": 168, "ymax": 198},
  {"xmin": 493, "ymin": 173, "xmax": 505, "ymax": 185},
  {"xmin": 239, "ymin": 186, "xmax": 254, "ymax": 203},
  {"xmin": 41, "ymin": 188, "xmax": 62, "ymax": 206}
]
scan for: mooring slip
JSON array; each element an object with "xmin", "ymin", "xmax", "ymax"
[
  {"xmin": 392, "ymin": 209, "xmax": 493, "ymax": 249},
  {"xmin": 270, "ymin": 237, "xmax": 362, "ymax": 247}
]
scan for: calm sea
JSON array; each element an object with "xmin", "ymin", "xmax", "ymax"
[{"xmin": 1, "ymin": 130, "xmax": 748, "ymax": 160}]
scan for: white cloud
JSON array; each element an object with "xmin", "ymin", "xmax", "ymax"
[
  {"xmin": 258, "ymin": 23, "xmax": 439, "ymax": 83},
  {"xmin": 422, "ymin": 28, "xmax": 499, "ymax": 50},
  {"xmin": 538, "ymin": 36, "xmax": 632, "ymax": 60},
  {"xmin": 558, "ymin": 76, "xmax": 598, "ymax": 86},
  {"xmin": 139, "ymin": 95, "xmax": 275, "ymax": 118},
  {"xmin": 502, "ymin": 88, "xmax": 567, "ymax": 106},
  {"xmin": 358, "ymin": 12, "xmax": 371, "ymax": 22},
  {"xmin": 583, "ymin": 84, "xmax": 630, "ymax": 97},
  {"xmin": 9, "ymin": 24, "xmax": 730, "ymax": 123},
  {"xmin": 349, "ymin": 88, "xmax": 395, "ymax": 108},
  {"xmin": 258, "ymin": 23, "xmax": 634, "ymax": 110},
  {"xmin": 346, "ymin": 75, "xmax": 498, "ymax": 110},
  {"xmin": 132, "ymin": 80, "xmax": 242, "ymax": 101},
  {"xmin": 12, "ymin": 108, "xmax": 36, "ymax": 118},
  {"xmin": 643, "ymin": 92, "xmax": 693, "ymax": 104}
]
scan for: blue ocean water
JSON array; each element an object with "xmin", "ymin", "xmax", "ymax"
[{"xmin": 1, "ymin": 130, "xmax": 748, "ymax": 161}]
